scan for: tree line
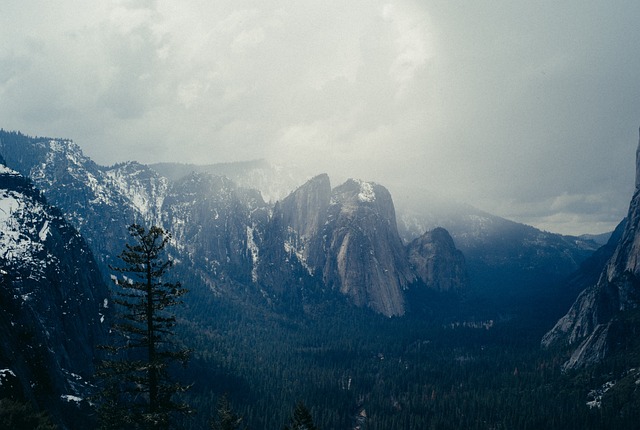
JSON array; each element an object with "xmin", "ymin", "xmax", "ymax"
[{"xmin": 4, "ymin": 224, "xmax": 640, "ymax": 429}]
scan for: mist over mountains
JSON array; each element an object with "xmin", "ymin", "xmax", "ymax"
[
  {"xmin": 2, "ymin": 128, "xmax": 640, "ymax": 429},
  {"xmin": 542, "ymin": 133, "xmax": 640, "ymax": 371}
]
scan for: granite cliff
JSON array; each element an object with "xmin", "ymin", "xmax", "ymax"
[{"xmin": 542, "ymin": 130, "xmax": 640, "ymax": 370}]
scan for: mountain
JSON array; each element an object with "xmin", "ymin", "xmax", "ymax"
[
  {"xmin": 0, "ymin": 132, "xmax": 149, "ymax": 273},
  {"xmin": 396, "ymin": 193, "xmax": 599, "ymax": 278},
  {"xmin": 394, "ymin": 192, "xmax": 601, "ymax": 319},
  {"xmin": 161, "ymin": 172, "xmax": 270, "ymax": 295},
  {"xmin": 407, "ymin": 227, "xmax": 467, "ymax": 294},
  {"xmin": 0, "ymin": 129, "xmax": 599, "ymax": 321},
  {"xmin": 0, "ymin": 131, "xmax": 467, "ymax": 318},
  {"xmin": 150, "ymin": 159, "xmax": 306, "ymax": 204},
  {"xmin": 542, "ymin": 132, "xmax": 640, "ymax": 370},
  {"xmin": 263, "ymin": 175, "xmax": 466, "ymax": 316},
  {"xmin": 579, "ymin": 231, "xmax": 613, "ymax": 247},
  {"xmin": 0, "ymin": 162, "xmax": 109, "ymax": 427},
  {"xmin": 153, "ymin": 154, "xmax": 593, "ymax": 317},
  {"xmin": 306, "ymin": 178, "xmax": 416, "ymax": 316},
  {"xmin": 153, "ymin": 155, "xmax": 599, "ymax": 316},
  {"xmin": 277, "ymin": 173, "xmax": 331, "ymax": 250}
]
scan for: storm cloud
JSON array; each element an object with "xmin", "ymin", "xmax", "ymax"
[{"xmin": 1, "ymin": 1, "xmax": 639, "ymax": 234}]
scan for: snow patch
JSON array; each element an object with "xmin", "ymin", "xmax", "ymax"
[
  {"xmin": 246, "ymin": 226, "xmax": 259, "ymax": 283},
  {"xmin": 0, "ymin": 369, "xmax": 16, "ymax": 386},
  {"xmin": 355, "ymin": 179, "xmax": 376, "ymax": 203},
  {"xmin": 61, "ymin": 394, "xmax": 83, "ymax": 403},
  {"xmin": 105, "ymin": 164, "xmax": 168, "ymax": 224},
  {"xmin": 39, "ymin": 220, "xmax": 50, "ymax": 241},
  {"xmin": 0, "ymin": 165, "xmax": 19, "ymax": 175},
  {"xmin": 0, "ymin": 194, "xmax": 20, "ymax": 223},
  {"xmin": 586, "ymin": 380, "xmax": 615, "ymax": 409},
  {"xmin": 0, "ymin": 190, "xmax": 47, "ymax": 266}
]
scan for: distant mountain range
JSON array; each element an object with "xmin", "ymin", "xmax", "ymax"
[
  {"xmin": 0, "ymin": 130, "xmax": 601, "ymax": 317},
  {"xmin": 0, "ymin": 130, "xmax": 469, "ymax": 319},
  {"xmin": 1, "ymin": 128, "xmax": 628, "ymax": 427}
]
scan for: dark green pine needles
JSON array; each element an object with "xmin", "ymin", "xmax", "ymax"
[{"xmin": 95, "ymin": 224, "xmax": 192, "ymax": 430}]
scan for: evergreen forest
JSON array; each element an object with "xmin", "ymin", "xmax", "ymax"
[{"xmin": 162, "ymin": 275, "xmax": 640, "ymax": 429}]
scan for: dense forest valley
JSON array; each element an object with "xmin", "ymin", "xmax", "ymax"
[
  {"xmin": 4, "ymin": 1, "xmax": 640, "ymax": 427},
  {"xmin": 2, "ymin": 130, "xmax": 640, "ymax": 429},
  {"xmin": 172, "ymin": 264, "xmax": 640, "ymax": 429}
]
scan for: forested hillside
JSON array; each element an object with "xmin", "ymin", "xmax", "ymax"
[{"xmin": 1, "ymin": 130, "xmax": 639, "ymax": 429}]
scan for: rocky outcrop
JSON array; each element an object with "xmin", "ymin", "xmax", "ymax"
[
  {"xmin": 306, "ymin": 179, "xmax": 416, "ymax": 317},
  {"xmin": 269, "ymin": 177, "xmax": 470, "ymax": 316},
  {"xmin": 276, "ymin": 173, "xmax": 331, "ymax": 268},
  {"xmin": 542, "ymin": 129, "xmax": 640, "ymax": 370},
  {"xmin": 162, "ymin": 172, "xmax": 269, "ymax": 289},
  {"xmin": 0, "ymin": 132, "xmax": 146, "ymax": 274},
  {"xmin": 105, "ymin": 161, "xmax": 169, "ymax": 225},
  {"xmin": 278, "ymin": 174, "xmax": 331, "ymax": 244},
  {"xmin": 0, "ymin": 130, "xmax": 468, "ymax": 318},
  {"xmin": 408, "ymin": 227, "xmax": 467, "ymax": 293},
  {"xmin": 0, "ymin": 164, "xmax": 109, "ymax": 426}
]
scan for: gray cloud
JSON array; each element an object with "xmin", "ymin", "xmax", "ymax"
[{"xmin": 1, "ymin": 0, "xmax": 639, "ymax": 235}]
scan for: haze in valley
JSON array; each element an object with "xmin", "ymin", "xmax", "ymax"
[{"xmin": 2, "ymin": 1, "xmax": 640, "ymax": 235}]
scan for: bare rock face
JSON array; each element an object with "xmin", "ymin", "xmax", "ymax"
[
  {"xmin": 542, "ymin": 130, "xmax": 640, "ymax": 370},
  {"xmin": 278, "ymin": 173, "xmax": 331, "ymax": 261},
  {"xmin": 308, "ymin": 179, "xmax": 415, "ymax": 317},
  {"xmin": 274, "ymin": 177, "xmax": 468, "ymax": 316},
  {"xmin": 636, "ymin": 127, "xmax": 640, "ymax": 190},
  {"xmin": 0, "ymin": 165, "xmax": 109, "ymax": 426},
  {"xmin": 408, "ymin": 227, "xmax": 467, "ymax": 293},
  {"xmin": 0, "ymin": 131, "xmax": 468, "ymax": 319},
  {"xmin": 162, "ymin": 172, "xmax": 269, "ymax": 288}
]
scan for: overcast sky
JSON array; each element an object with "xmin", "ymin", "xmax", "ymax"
[{"xmin": 2, "ymin": 1, "xmax": 640, "ymax": 235}]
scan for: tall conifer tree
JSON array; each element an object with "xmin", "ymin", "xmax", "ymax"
[
  {"xmin": 283, "ymin": 401, "xmax": 318, "ymax": 430},
  {"xmin": 211, "ymin": 394, "xmax": 246, "ymax": 430},
  {"xmin": 95, "ymin": 224, "xmax": 191, "ymax": 429}
]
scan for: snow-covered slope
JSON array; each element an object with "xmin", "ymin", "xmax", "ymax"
[
  {"xmin": 150, "ymin": 159, "xmax": 307, "ymax": 204},
  {"xmin": 0, "ymin": 163, "xmax": 109, "ymax": 426},
  {"xmin": 0, "ymin": 129, "xmax": 596, "ymax": 321}
]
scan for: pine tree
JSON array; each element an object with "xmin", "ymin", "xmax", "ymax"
[
  {"xmin": 283, "ymin": 401, "xmax": 318, "ymax": 430},
  {"xmin": 211, "ymin": 394, "xmax": 246, "ymax": 430},
  {"xmin": 0, "ymin": 399, "xmax": 57, "ymax": 430},
  {"xmin": 95, "ymin": 224, "xmax": 192, "ymax": 429}
]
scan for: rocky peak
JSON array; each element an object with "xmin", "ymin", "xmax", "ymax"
[
  {"xmin": 161, "ymin": 172, "xmax": 268, "ymax": 288},
  {"xmin": 329, "ymin": 179, "xmax": 397, "ymax": 224},
  {"xmin": 542, "ymin": 130, "xmax": 640, "ymax": 370},
  {"xmin": 105, "ymin": 161, "xmax": 169, "ymax": 225},
  {"xmin": 0, "ymin": 166, "xmax": 109, "ymax": 425},
  {"xmin": 309, "ymin": 179, "xmax": 414, "ymax": 317},
  {"xmin": 408, "ymin": 227, "xmax": 467, "ymax": 293},
  {"xmin": 636, "ymin": 127, "xmax": 640, "ymax": 190},
  {"xmin": 279, "ymin": 173, "xmax": 331, "ymax": 241}
]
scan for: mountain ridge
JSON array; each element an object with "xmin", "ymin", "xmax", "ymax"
[
  {"xmin": 542, "ymin": 130, "xmax": 640, "ymax": 370},
  {"xmin": 0, "ymin": 162, "xmax": 109, "ymax": 427},
  {"xmin": 0, "ymin": 129, "xmax": 602, "ymax": 319},
  {"xmin": 0, "ymin": 130, "xmax": 469, "ymax": 317}
]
